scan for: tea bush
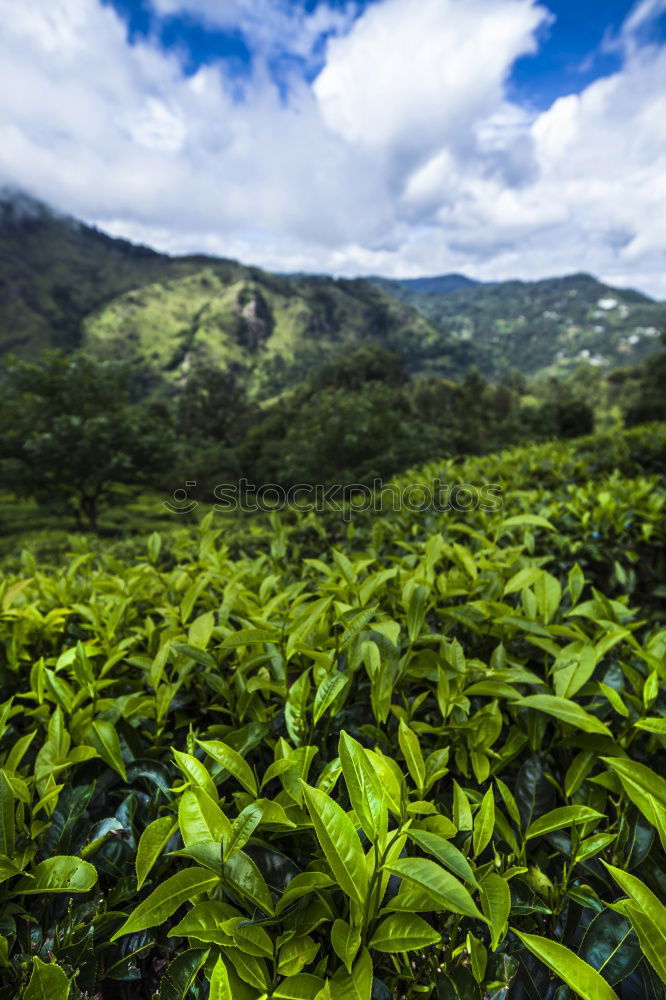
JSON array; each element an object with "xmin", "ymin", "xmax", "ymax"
[{"xmin": 0, "ymin": 425, "xmax": 664, "ymax": 999}]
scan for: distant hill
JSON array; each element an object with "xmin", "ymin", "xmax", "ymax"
[
  {"xmin": 1, "ymin": 190, "xmax": 664, "ymax": 394},
  {"xmin": 369, "ymin": 270, "xmax": 665, "ymax": 379},
  {"xmin": 0, "ymin": 189, "xmax": 201, "ymax": 355},
  {"xmin": 370, "ymin": 273, "xmax": 481, "ymax": 297},
  {"xmin": 0, "ymin": 192, "xmax": 441, "ymax": 398}
]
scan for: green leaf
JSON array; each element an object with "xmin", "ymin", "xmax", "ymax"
[
  {"xmin": 221, "ymin": 628, "xmax": 277, "ymax": 647},
  {"xmin": 178, "ymin": 787, "xmax": 232, "ymax": 847},
  {"xmin": 313, "ymin": 672, "xmax": 350, "ymax": 726},
  {"xmin": 554, "ymin": 645, "xmax": 598, "ymax": 699},
  {"xmin": 274, "ymin": 973, "xmax": 327, "ymax": 999},
  {"xmin": 15, "ymin": 856, "xmax": 97, "ymax": 895},
  {"xmin": 526, "ymin": 806, "xmax": 604, "ymax": 841},
  {"xmin": 634, "ymin": 717, "xmax": 666, "ymax": 735},
  {"xmin": 600, "ymin": 757, "xmax": 666, "ymax": 809},
  {"xmin": 398, "ymin": 720, "xmax": 426, "ymax": 792},
  {"xmin": 534, "ymin": 571, "xmax": 562, "ymax": 624},
  {"xmin": 228, "ymin": 918, "xmax": 273, "ymax": 958},
  {"xmin": 338, "ymin": 607, "xmax": 378, "ymax": 650},
  {"xmin": 598, "ymin": 683, "xmax": 629, "ymax": 718},
  {"xmin": 208, "ymin": 956, "xmax": 232, "ymax": 1000},
  {"xmin": 0, "ymin": 771, "xmax": 15, "ymax": 858},
  {"xmin": 226, "ymin": 803, "xmax": 263, "ymax": 858},
  {"xmin": 302, "ymin": 783, "xmax": 367, "ymax": 905},
  {"xmin": 287, "ymin": 597, "xmax": 333, "ymax": 655},
  {"xmin": 172, "ymin": 749, "xmax": 218, "ymax": 802},
  {"xmin": 575, "ymin": 832, "xmax": 617, "ymax": 864},
  {"xmin": 223, "ymin": 850, "xmax": 275, "ymax": 915},
  {"xmin": 513, "ymin": 695, "xmax": 612, "ymax": 735},
  {"xmin": 568, "ymin": 564, "xmax": 585, "ymax": 604},
  {"xmin": 332, "ymin": 548, "xmax": 357, "ymax": 587},
  {"xmin": 277, "ymin": 933, "xmax": 318, "ymax": 975},
  {"xmin": 498, "ymin": 514, "xmax": 555, "ymax": 533},
  {"xmin": 495, "ymin": 777, "xmax": 521, "ymax": 826},
  {"xmin": 453, "ymin": 781, "xmax": 473, "ymax": 831},
  {"xmin": 24, "ymin": 957, "xmax": 70, "ymax": 1000},
  {"xmin": 110, "ymin": 868, "xmax": 219, "ymax": 941},
  {"xmin": 331, "ymin": 918, "xmax": 361, "ymax": 973},
  {"xmin": 369, "ymin": 913, "xmax": 440, "ymax": 952},
  {"xmin": 579, "ymin": 909, "xmax": 641, "ymax": 986},
  {"xmin": 169, "ymin": 900, "xmax": 237, "ymax": 946},
  {"xmin": 285, "ymin": 670, "xmax": 312, "ymax": 746},
  {"xmin": 603, "ymin": 862, "xmax": 666, "ymax": 984},
  {"xmin": 564, "ymin": 751, "xmax": 595, "ymax": 798},
  {"xmin": 196, "ymin": 739, "xmax": 257, "ymax": 797},
  {"xmin": 513, "ymin": 930, "xmax": 620, "ymax": 1000},
  {"xmin": 158, "ymin": 947, "xmax": 209, "ymax": 1000},
  {"xmin": 178, "ymin": 629, "xmax": 221, "ymax": 668},
  {"xmin": 136, "ymin": 816, "xmax": 177, "ymax": 890},
  {"xmin": 385, "ymin": 858, "xmax": 486, "ymax": 922},
  {"xmin": 473, "ymin": 787, "xmax": 495, "ymax": 857},
  {"xmin": 275, "ymin": 871, "xmax": 334, "ymax": 914},
  {"xmin": 84, "ymin": 720, "xmax": 127, "ymax": 781},
  {"xmin": 406, "ymin": 584, "xmax": 428, "ymax": 641},
  {"xmin": 222, "ymin": 948, "xmax": 269, "ymax": 991},
  {"xmin": 643, "ymin": 671, "xmax": 659, "ymax": 708},
  {"xmin": 467, "ymin": 933, "xmax": 487, "ymax": 985},
  {"xmin": 339, "ymin": 731, "xmax": 385, "ymax": 842},
  {"xmin": 330, "ymin": 948, "xmax": 373, "ymax": 1000},
  {"xmin": 188, "ymin": 610, "xmax": 214, "ymax": 649},
  {"xmin": 504, "ymin": 567, "xmax": 542, "ymax": 595},
  {"xmin": 408, "ymin": 830, "xmax": 477, "ymax": 887},
  {"xmin": 480, "ymin": 874, "xmax": 511, "ymax": 951}
]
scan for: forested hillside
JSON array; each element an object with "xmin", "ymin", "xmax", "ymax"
[
  {"xmin": 2, "ymin": 192, "xmax": 664, "ymax": 398},
  {"xmin": 371, "ymin": 273, "xmax": 666, "ymax": 379}
]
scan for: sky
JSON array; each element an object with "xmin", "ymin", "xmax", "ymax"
[{"xmin": 1, "ymin": 0, "xmax": 666, "ymax": 295}]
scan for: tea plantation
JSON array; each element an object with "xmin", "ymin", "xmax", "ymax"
[{"xmin": 0, "ymin": 425, "xmax": 665, "ymax": 1000}]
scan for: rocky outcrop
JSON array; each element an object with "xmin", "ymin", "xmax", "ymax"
[{"xmin": 236, "ymin": 286, "xmax": 274, "ymax": 350}]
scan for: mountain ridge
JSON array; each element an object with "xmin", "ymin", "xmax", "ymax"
[{"xmin": 1, "ymin": 190, "xmax": 664, "ymax": 394}]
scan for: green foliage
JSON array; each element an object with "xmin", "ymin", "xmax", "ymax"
[
  {"xmin": 0, "ymin": 426, "xmax": 664, "ymax": 998},
  {"xmin": 0, "ymin": 352, "xmax": 174, "ymax": 530}
]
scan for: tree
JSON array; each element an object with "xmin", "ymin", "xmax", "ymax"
[
  {"xmin": 174, "ymin": 364, "xmax": 255, "ymax": 443},
  {"xmin": 0, "ymin": 352, "xmax": 174, "ymax": 530},
  {"xmin": 308, "ymin": 346, "xmax": 407, "ymax": 393},
  {"xmin": 242, "ymin": 381, "xmax": 436, "ymax": 487},
  {"xmin": 624, "ymin": 341, "xmax": 666, "ymax": 427}
]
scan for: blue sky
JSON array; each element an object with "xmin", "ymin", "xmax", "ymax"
[
  {"xmin": 106, "ymin": 0, "xmax": 665, "ymax": 103},
  {"xmin": 1, "ymin": 0, "xmax": 666, "ymax": 294}
]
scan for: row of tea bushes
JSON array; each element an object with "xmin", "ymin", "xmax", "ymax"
[{"xmin": 0, "ymin": 425, "xmax": 664, "ymax": 998}]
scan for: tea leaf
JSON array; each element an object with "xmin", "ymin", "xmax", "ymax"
[{"xmin": 513, "ymin": 930, "xmax": 620, "ymax": 1000}]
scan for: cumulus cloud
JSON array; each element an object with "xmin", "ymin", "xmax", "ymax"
[
  {"xmin": 314, "ymin": 0, "xmax": 546, "ymax": 158},
  {"xmin": 0, "ymin": 0, "xmax": 665, "ymax": 296}
]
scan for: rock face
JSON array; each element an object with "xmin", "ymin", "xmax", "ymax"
[{"xmin": 237, "ymin": 287, "xmax": 274, "ymax": 350}]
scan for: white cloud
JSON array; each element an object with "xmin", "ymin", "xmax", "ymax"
[
  {"xmin": 0, "ymin": 0, "xmax": 665, "ymax": 297},
  {"xmin": 314, "ymin": 0, "xmax": 546, "ymax": 159}
]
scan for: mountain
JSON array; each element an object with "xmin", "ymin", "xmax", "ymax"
[
  {"xmin": 1, "ymin": 191, "xmax": 664, "ymax": 395},
  {"xmin": 0, "ymin": 189, "xmax": 200, "ymax": 355},
  {"xmin": 367, "ymin": 271, "xmax": 665, "ymax": 379},
  {"xmin": 83, "ymin": 270, "xmax": 448, "ymax": 400},
  {"xmin": 0, "ymin": 192, "xmax": 446, "ymax": 399},
  {"xmin": 370, "ymin": 273, "xmax": 481, "ymax": 297}
]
